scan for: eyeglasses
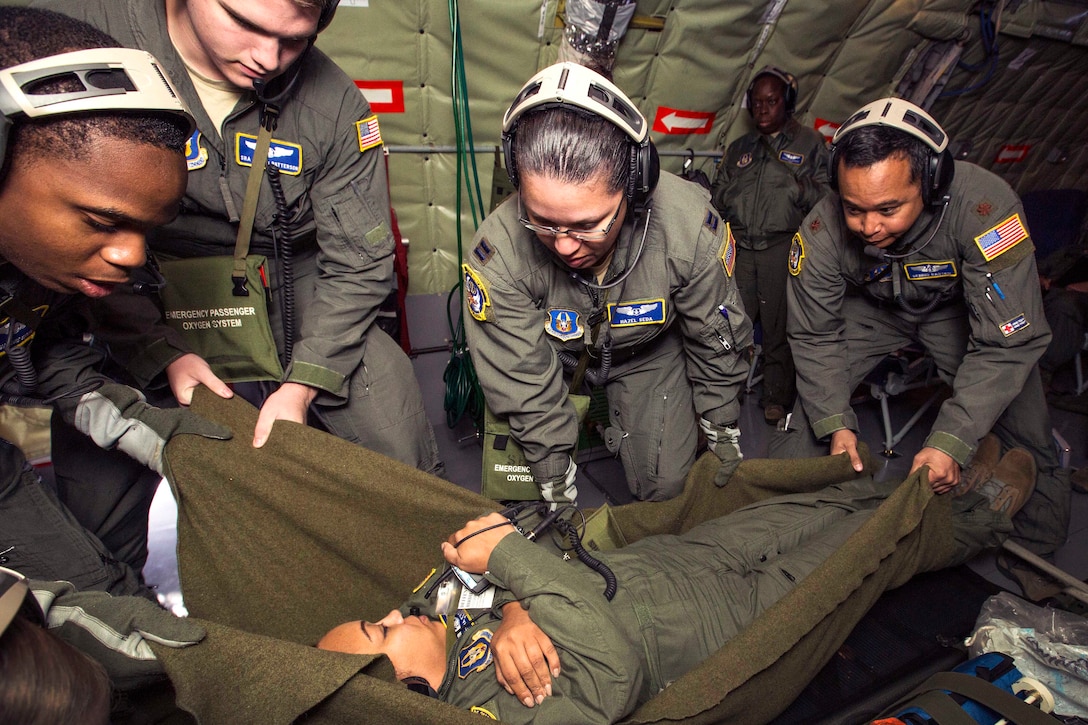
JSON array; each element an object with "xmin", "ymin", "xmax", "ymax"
[{"xmin": 518, "ymin": 195, "xmax": 624, "ymax": 243}]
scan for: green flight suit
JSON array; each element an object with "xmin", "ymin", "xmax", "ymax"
[
  {"xmin": 711, "ymin": 119, "xmax": 830, "ymax": 408},
  {"xmin": 37, "ymin": 0, "xmax": 442, "ymax": 475},
  {"xmin": 775, "ymin": 160, "xmax": 1070, "ymax": 555},
  {"xmin": 464, "ymin": 173, "xmax": 751, "ymax": 500}
]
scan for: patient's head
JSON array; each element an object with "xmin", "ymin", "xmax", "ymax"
[{"xmin": 318, "ymin": 610, "xmax": 447, "ymax": 689}]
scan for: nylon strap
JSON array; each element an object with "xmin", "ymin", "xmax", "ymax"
[{"xmin": 232, "ymin": 106, "xmax": 277, "ymax": 295}]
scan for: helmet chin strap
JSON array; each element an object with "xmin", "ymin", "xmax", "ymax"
[{"xmin": 570, "ymin": 204, "xmax": 653, "ymax": 291}]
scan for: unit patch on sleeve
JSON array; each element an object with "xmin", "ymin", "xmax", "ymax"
[
  {"xmin": 469, "ymin": 705, "xmax": 498, "ymax": 719},
  {"xmin": 779, "ymin": 150, "xmax": 804, "ymax": 165},
  {"xmin": 185, "ymin": 129, "xmax": 208, "ymax": 171},
  {"xmin": 788, "ymin": 233, "xmax": 805, "ymax": 276},
  {"xmin": 235, "ymin": 133, "xmax": 302, "ymax": 175},
  {"xmin": 463, "ymin": 264, "xmax": 491, "ymax": 322},
  {"xmin": 355, "ymin": 115, "xmax": 383, "ymax": 152},
  {"xmin": 1000, "ymin": 314, "xmax": 1030, "ymax": 338},
  {"xmin": 903, "ymin": 260, "xmax": 957, "ymax": 280},
  {"xmin": 545, "ymin": 309, "xmax": 582, "ymax": 341},
  {"xmin": 458, "ymin": 629, "xmax": 494, "ymax": 679},
  {"xmin": 0, "ymin": 304, "xmax": 48, "ymax": 355},
  {"xmin": 608, "ymin": 299, "xmax": 666, "ymax": 327},
  {"xmin": 719, "ymin": 223, "xmax": 736, "ymax": 277},
  {"xmin": 975, "ymin": 213, "xmax": 1027, "ymax": 262}
]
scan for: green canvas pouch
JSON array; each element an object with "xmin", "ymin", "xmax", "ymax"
[
  {"xmin": 481, "ymin": 394, "xmax": 590, "ymax": 501},
  {"xmin": 158, "ymin": 254, "xmax": 284, "ymax": 383}
]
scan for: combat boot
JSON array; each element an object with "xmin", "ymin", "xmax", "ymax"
[
  {"xmin": 976, "ymin": 448, "xmax": 1036, "ymax": 518},
  {"xmin": 952, "ymin": 433, "xmax": 1001, "ymax": 497}
]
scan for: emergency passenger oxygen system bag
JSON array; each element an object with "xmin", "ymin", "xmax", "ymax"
[
  {"xmin": 157, "ymin": 111, "xmax": 284, "ymax": 383},
  {"xmin": 481, "ymin": 393, "xmax": 590, "ymax": 501},
  {"xmin": 158, "ymin": 254, "xmax": 284, "ymax": 383}
]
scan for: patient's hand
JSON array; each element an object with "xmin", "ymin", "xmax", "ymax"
[
  {"xmin": 441, "ymin": 512, "xmax": 517, "ymax": 573},
  {"xmin": 493, "ymin": 602, "xmax": 560, "ymax": 708}
]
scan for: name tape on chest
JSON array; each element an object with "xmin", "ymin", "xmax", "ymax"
[
  {"xmin": 235, "ymin": 133, "xmax": 303, "ymax": 175},
  {"xmin": 903, "ymin": 260, "xmax": 957, "ymax": 280},
  {"xmin": 608, "ymin": 299, "xmax": 665, "ymax": 327},
  {"xmin": 779, "ymin": 150, "xmax": 804, "ymax": 165},
  {"xmin": 975, "ymin": 213, "xmax": 1027, "ymax": 262}
]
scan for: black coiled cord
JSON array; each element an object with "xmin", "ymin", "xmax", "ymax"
[
  {"xmin": 554, "ymin": 518, "xmax": 618, "ymax": 601},
  {"xmin": 265, "ymin": 165, "xmax": 296, "ymax": 367}
]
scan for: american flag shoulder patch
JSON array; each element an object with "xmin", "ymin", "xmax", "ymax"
[
  {"xmin": 974, "ymin": 213, "xmax": 1027, "ymax": 262},
  {"xmin": 355, "ymin": 115, "xmax": 383, "ymax": 152}
]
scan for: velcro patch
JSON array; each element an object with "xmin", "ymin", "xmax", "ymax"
[
  {"xmin": 185, "ymin": 129, "xmax": 208, "ymax": 171},
  {"xmin": 737, "ymin": 152, "xmax": 753, "ymax": 168},
  {"xmin": 779, "ymin": 150, "xmax": 804, "ymax": 165},
  {"xmin": 788, "ymin": 233, "xmax": 805, "ymax": 276},
  {"xmin": 720, "ymin": 223, "xmax": 736, "ymax": 277},
  {"xmin": 608, "ymin": 299, "xmax": 666, "ymax": 327},
  {"xmin": 463, "ymin": 264, "xmax": 491, "ymax": 322},
  {"xmin": 1000, "ymin": 314, "xmax": 1030, "ymax": 338},
  {"xmin": 472, "ymin": 238, "xmax": 495, "ymax": 265},
  {"xmin": 458, "ymin": 629, "xmax": 494, "ymax": 679},
  {"xmin": 704, "ymin": 209, "xmax": 720, "ymax": 234},
  {"xmin": 355, "ymin": 115, "xmax": 383, "ymax": 152},
  {"xmin": 236, "ymin": 133, "xmax": 302, "ymax": 175},
  {"xmin": 545, "ymin": 309, "xmax": 582, "ymax": 340},
  {"xmin": 904, "ymin": 260, "xmax": 957, "ymax": 280},
  {"xmin": 975, "ymin": 213, "xmax": 1027, "ymax": 261},
  {"xmin": 470, "ymin": 705, "xmax": 498, "ymax": 719}
]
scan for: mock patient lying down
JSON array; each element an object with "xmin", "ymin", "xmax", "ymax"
[{"xmin": 318, "ymin": 474, "xmax": 1017, "ymax": 725}]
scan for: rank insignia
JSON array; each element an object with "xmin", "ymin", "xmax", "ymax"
[
  {"xmin": 185, "ymin": 129, "xmax": 208, "ymax": 171},
  {"xmin": 975, "ymin": 214, "xmax": 1027, "ymax": 261},
  {"xmin": 703, "ymin": 209, "xmax": 719, "ymax": 234},
  {"xmin": 904, "ymin": 261, "xmax": 957, "ymax": 280},
  {"xmin": 737, "ymin": 152, "xmax": 753, "ymax": 168},
  {"xmin": 788, "ymin": 233, "xmax": 805, "ymax": 276},
  {"xmin": 236, "ymin": 133, "xmax": 302, "ymax": 175},
  {"xmin": 458, "ymin": 629, "xmax": 494, "ymax": 679},
  {"xmin": 463, "ymin": 264, "xmax": 491, "ymax": 322},
  {"xmin": 355, "ymin": 115, "xmax": 383, "ymax": 152},
  {"xmin": 545, "ymin": 309, "xmax": 582, "ymax": 341},
  {"xmin": 608, "ymin": 299, "xmax": 666, "ymax": 327},
  {"xmin": 779, "ymin": 150, "xmax": 804, "ymax": 165},
  {"xmin": 472, "ymin": 238, "xmax": 495, "ymax": 265},
  {"xmin": 810, "ymin": 217, "xmax": 822, "ymax": 233},
  {"xmin": 719, "ymin": 223, "xmax": 736, "ymax": 278},
  {"xmin": 1000, "ymin": 314, "xmax": 1030, "ymax": 338},
  {"xmin": 976, "ymin": 202, "xmax": 993, "ymax": 217}
]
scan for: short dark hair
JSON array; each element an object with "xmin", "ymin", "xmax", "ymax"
[
  {"xmin": 0, "ymin": 7, "xmax": 189, "ymax": 170},
  {"xmin": 834, "ymin": 124, "xmax": 928, "ymax": 187},
  {"xmin": 0, "ymin": 615, "xmax": 112, "ymax": 725},
  {"xmin": 511, "ymin": 107, "xmax": 631, "ymax": 196}
]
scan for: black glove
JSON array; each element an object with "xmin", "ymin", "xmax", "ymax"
[
  {"xmin": 62, "ymin": 383, "xmax": 231, "ymax": 474},
  {"xmin": 31, "ymin": 580, "xmax": 206, "ymax": 690}
]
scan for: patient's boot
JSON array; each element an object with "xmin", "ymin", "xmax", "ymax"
[
  {"xmin": 976, "ymin": 448, "xmax": 1036, "ymax": 518},
  {"xmin": 953, "ymin": 433, "xmax": 1001, "ymax": 497}
]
